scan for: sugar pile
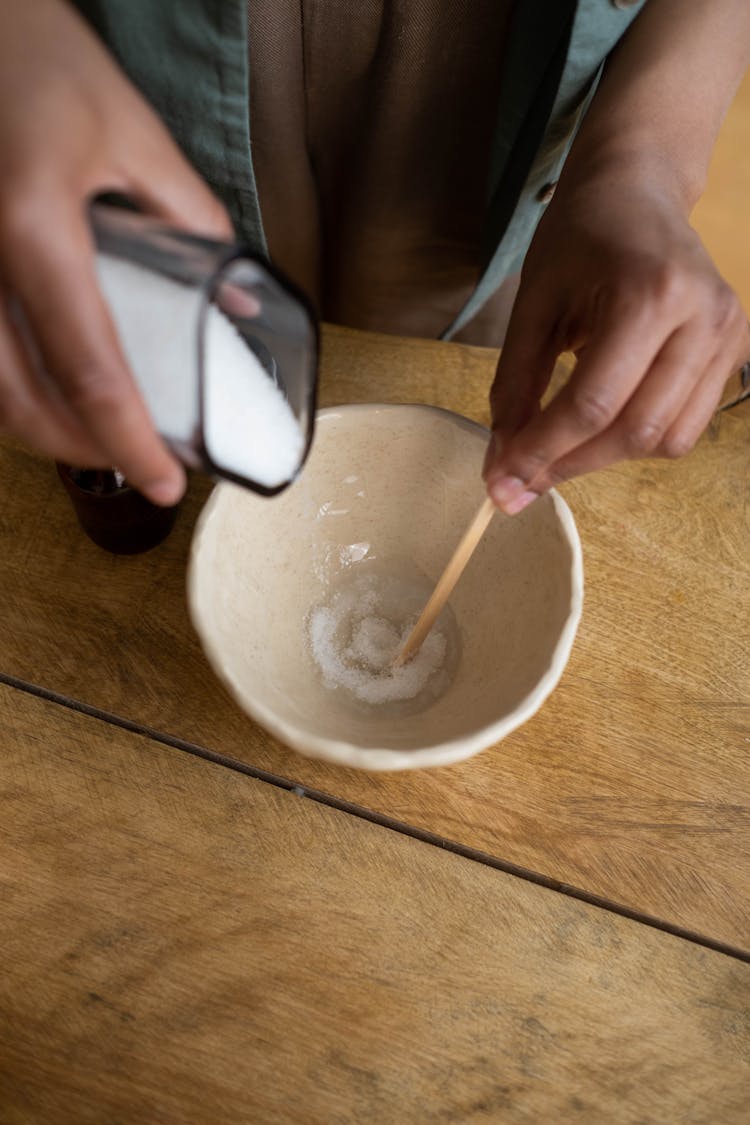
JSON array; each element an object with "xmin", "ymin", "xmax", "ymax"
[
  {"xmin": 96, "ymin": 253, "xmax": 303, "ymax": 487},
  {"xmin": 308, "ymin": 570, "xmax": 450, "ymax": 707},
  {"xmin": 202, "ymin": 304, "xmax": 303, "ymax": 487}
]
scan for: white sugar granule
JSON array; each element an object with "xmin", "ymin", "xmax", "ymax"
[
  {"xmin": 96, "ymin": 253, "xmax": 303, "ymax": 487},
  {"xmin": 308, "ymin": 571, "xmax": 449, "ymax": 707}
]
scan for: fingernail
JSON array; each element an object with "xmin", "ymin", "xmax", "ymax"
[
  {"xmin": 482, "ymin": 432, "xmax": 502, "ymax": 479},
  {"xmin": 504, "ymin": 490, "xmax": 538, "ymax": 516},
  {"xmin": 144, "ymin": 476, "xmax": 185, "ymax": 507},
  {"xmin": 488, "ymin": 474, "xmax": 525, "ymax": 505}
]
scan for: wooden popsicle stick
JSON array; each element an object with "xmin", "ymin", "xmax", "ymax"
[{"xmin": 393, "ymin": 496, "xmax": 496, "ymax": 668}]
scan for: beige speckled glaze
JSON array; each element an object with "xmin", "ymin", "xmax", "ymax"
[{"xmin": 188, "ymin": 405, "xmax": 583, "ymax": 770}]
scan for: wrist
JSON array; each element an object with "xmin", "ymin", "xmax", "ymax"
[{"xmin": 555, "ymin": 133, "xmax": 705, "ymax": 218}]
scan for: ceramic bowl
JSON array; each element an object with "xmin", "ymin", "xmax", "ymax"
[{"xmin": 188, "ymin": 404, "xmax": 583, "ymax": 770}]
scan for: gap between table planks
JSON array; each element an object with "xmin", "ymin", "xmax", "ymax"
[
  {"xmin": 0, "ymin": 324, "xmax": 748, "ymax": 955},
  {"xmin": 2, "ymin": 683, "xmax": 750, "ymax": 1124}
]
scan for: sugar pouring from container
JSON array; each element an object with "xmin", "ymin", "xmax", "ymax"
[{"xmin": 91, "ymin": 202, "xmax": 319, "ymax": 495}]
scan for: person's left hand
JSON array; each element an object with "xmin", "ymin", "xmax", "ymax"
[{"xmin": 483, "ymin": 170, "xmax": 750, "ymax": 514}]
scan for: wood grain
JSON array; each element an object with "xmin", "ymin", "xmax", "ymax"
[
  {"xmin": 1, "ymin": 682, "xmax": 749, "ymax": 1124},
  {"xmin": 0, "ymin": 323, "xmax": 748, "ymax": 954}
]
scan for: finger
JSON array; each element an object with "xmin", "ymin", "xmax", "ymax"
[
  {"xmin": 531, "ymin": 323, "xmax": 714, "ymax": 489},
  {"xmin": 0, "ymin": 197, "xmax": 186, "ymax": 504},
  {"xmin": 215, "ymin": 279, "xmax": 262, "ymax": 321},
  {"xmin": 0, "ymin": 297, "xmax": 109, "ymax": 465},
  {"xmin": 122, "ymin": 117, "xmax": 234, "ymax": 241},
  {"xmin": 728, "ymin": 313, "xmax": 750, "ymax": 381},
  {"xmin": 530, "ymin": 348, "xmax": 734, "ymax": 493},
  {"xmin": 486, "ymin": 303, "xmax": 672, "ymax": 509},
  {"xmin": 659, "ymin": 350, "xmax": 738, "ymax": 459}
]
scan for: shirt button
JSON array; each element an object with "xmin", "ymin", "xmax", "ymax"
[{"xmin": 536, "ymin": 181, "xmax": 557, "ymax": 204}]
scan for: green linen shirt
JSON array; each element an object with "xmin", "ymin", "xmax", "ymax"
[{"xmin": 73, "ymin": 0, "xmax": 646, "ymax": 336}]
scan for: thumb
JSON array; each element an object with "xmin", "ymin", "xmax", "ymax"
[
  {"xmin": 125, "ymin": 121, "xmax": 234, "ymax": 242},
  {"xmin": 483, "ymin": 284, "xmax": 560, "ymax": 479}
]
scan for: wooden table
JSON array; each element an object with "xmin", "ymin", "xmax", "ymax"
[{"xmin": 2, "ymin": 325, "xmax": 749, "ymax": 1122}]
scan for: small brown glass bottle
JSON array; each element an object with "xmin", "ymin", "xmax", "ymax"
[{"xmin": 56, "ymin": 464, "xmax": 180, "ymax": 554}]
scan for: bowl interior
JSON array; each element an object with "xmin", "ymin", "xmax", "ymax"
[{"xmin": 188, "ymin": 405, "xmax": 581, "ymax": 764}]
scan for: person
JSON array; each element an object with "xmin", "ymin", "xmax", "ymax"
[{"xmin": 0, "ymin": 0, "xmax": 748, "ymax": 514}]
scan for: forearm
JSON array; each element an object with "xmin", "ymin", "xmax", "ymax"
[{"xmin": 558, "ymin": 0, "xmax": 750, "ymax": 213}]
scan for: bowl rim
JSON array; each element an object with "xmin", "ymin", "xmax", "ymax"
[{"xmin": 187, "ymin": 403, "xmax": 584, "ymax": 771}]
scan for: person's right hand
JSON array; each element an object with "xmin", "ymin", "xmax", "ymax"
[{"xmin": 0, "ymin": 0, "xmax": 233, "ymax": 504}]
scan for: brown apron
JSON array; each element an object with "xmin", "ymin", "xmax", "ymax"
[{"xmin": 247, "ymin": 1, "xmax": 515, "ymax": 345}]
